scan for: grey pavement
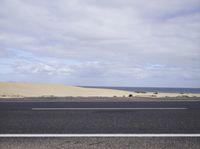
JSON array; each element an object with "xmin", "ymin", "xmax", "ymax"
[
  {"xmin": 1, "ymin": 100, "xmax": 200, "ymax": 148},
  {"xmin": 0, "ymin": 101, "xmax": 200, "ymax": 134}
]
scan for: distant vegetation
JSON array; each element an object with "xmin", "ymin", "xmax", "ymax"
[
  {"xmin": 135, "ymin": 91, "xmax": 146, "ymax": 93},
  {"xmin": 128, "ymin": 94, "xmax": 133, "ymax": 97}
]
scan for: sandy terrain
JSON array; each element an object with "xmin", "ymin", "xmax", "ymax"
[
  {"xmin": 0, "ymin": 82, "xmax": 200, "ymax": 98},
  {"xmin": 0, "ymin": 82, "xmax": 133, "ymax": 98}
]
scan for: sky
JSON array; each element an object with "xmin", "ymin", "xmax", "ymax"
[{"xmin": 0, "ymin": 0, "xmax": 200, "ymax": 87}]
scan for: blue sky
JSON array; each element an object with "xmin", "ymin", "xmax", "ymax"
[{"xmin": 0, "ymin": 0, "xmax": 200, "ymax": 87}]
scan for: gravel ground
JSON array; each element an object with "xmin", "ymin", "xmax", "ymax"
[{"xmin": 0, "ymin": 137, "xmax": 200, "ymax": 149}]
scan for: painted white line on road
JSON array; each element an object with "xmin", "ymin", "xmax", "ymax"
[
  {"xmin": 32, "ymin": 108, "xmax": 188, "ymax": 110},
  {"xmin": 0, "ymin": 134, "xmax": 199, "ymax": 137}
]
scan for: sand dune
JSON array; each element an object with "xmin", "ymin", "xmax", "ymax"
[
  {"xmin": 0, "ymin": 82, "xmax": 133, "ymax": 98},
  {"xmin": 0, "ymin": 82, "xmax": 199, "ymax": 98}
]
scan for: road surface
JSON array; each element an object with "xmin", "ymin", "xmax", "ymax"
[
  {"xmin": 0, "ymin": 101, "xmax": 200, "ymax": 134},
  {"xmin": 1, "ymin": 100, "xmax": 200, "ymax": 148}
]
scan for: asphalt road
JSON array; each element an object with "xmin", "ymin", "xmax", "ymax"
[
  {"xmin": 1, "ymin": 101, "xmax": 200, "ymax": 110},
  {"xmin": 0, "ymin": 101, "xmax": 200, "ymax": 134}
]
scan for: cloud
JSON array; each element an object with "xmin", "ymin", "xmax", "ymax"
[
  {"xmin": 14, "ymin": 61, "xmax": 73, "ymax": 75},
  {"xmin": 0, "ymin": 0, "xmax": 200, "ymax": 87}
]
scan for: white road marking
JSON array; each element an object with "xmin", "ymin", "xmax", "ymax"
[
  {"xmin": 0, "ymin": 134, "xmax": 199, "ymax": 137},
  {"xmin": 32, "ymin": 108, "xmax": 187, "ymax": 110}
]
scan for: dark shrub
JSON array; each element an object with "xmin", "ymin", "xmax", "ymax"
[
  {"xmin": 135, "ymin": 91, "xmax": 146, "ymax": 93},
  {"xmin": 128, "ymin": 94, "xmax": 133, "ymax": 97}
]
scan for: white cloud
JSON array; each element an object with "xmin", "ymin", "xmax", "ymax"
[{"xmin": 14, "ymin": 61, "xmax": 73, "ymax": 75}]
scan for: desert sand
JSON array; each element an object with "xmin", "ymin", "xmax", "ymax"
[
  {"xmin": 0, "ymin": 82, "xmax": 200, "ymax": 98},
  {"xmin": 0, "ymin": 82, "xmax": 133, "ymax": 98}
]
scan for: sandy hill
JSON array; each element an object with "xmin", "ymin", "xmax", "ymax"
[{"xmin": 0, "ymin": 82, "xmax": 133, "ymax": 98}]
